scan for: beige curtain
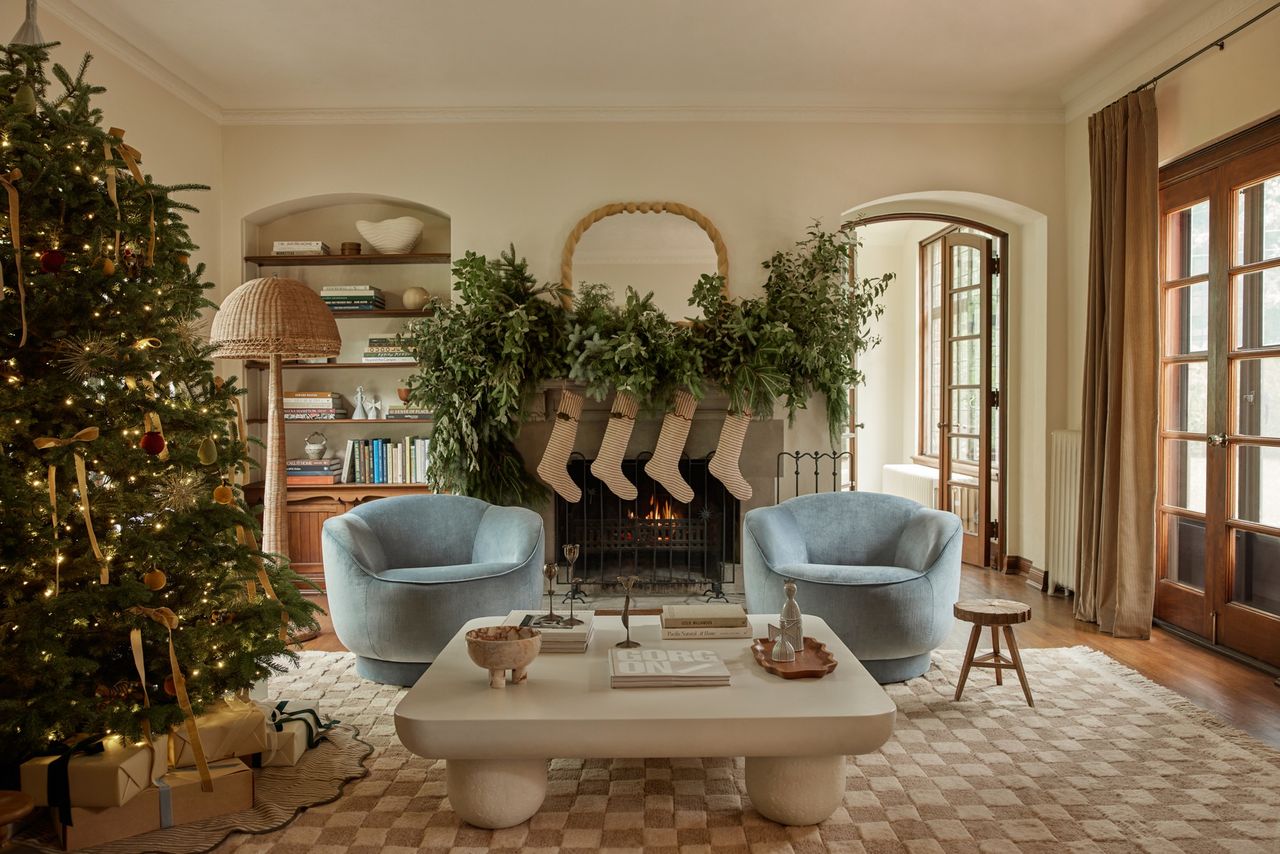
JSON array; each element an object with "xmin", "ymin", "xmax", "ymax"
[{"xmin": 1075, "ymin": 90, "xmax": 1159, "ymax": 638}]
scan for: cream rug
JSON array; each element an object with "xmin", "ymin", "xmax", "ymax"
[{"xmin": 26, "ymin": 647, "xmax": 1280, "ymax": 853}]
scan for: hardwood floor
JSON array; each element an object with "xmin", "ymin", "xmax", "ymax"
[{"xmin": 300, "ymin": 565, "xmax": 1280, "ymax": 747}]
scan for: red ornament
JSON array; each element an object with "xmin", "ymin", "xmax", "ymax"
[
  {"xmin": 40, "ymin": 249, "xmax": 66, "ymax": 273},
  {"xmin": 139, "ymin": 430, "xmax": 166, "ymax": 456}
]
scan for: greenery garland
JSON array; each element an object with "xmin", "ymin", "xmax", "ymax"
[{"xmin": 402, "ymin": 224, "xmax": 891, "ymax": 507}]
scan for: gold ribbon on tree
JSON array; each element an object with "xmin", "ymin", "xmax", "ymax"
[
  {"xmin": 236, "ymin": 524, "xmax": 289, "ymax": 641},
  {"xmin": 33, "ymin": 427, "xmax": 108, "ymax": 588},
  {"xmin": 103, "ymin": 127, "xmax": 155, "ymax": 267},
  {"xmin": 214, "ymin": 376, "xmax": 247, "ymax": 485},
  {"xmin": 129, "ymin": 606, "xmax": 213, "ymax": 792},
  {"xmin": 1, "ymin": 168, "xmax": 26, "ymax": 347}
]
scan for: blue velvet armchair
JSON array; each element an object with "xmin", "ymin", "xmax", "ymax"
[
  {"xmin": 321, "ymin": 494, "xmax": 544, "ymax": 685},
  {"xmin": 743, "ymin": 491, "xmax": 963, "ymax": 683}
]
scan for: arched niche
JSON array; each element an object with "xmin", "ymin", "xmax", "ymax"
[{"xmin": 240, "ymin": 193, "xmax": 452, "ymax": 303}]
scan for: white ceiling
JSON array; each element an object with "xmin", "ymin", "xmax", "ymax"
[{"xmin": 45, "ymin": 0, "xmax": 1225, "ymax": 122}]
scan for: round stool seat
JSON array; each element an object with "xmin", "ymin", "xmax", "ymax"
[{"xmin": 955, "ymin": 598, "xmax": 1031, "ymax": 626}]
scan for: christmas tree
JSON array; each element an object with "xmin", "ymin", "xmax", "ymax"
[{"xmin": 0, "ymin": 44, "xmax": 317, "ymax": 770}]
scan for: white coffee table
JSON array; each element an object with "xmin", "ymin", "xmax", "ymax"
[{"xmin": 395, "ymin": 614, "xmax": 896, "ymax": 828}]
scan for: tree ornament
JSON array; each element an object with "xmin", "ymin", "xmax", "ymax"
[
  {"xmin": 142, "ymin": 569, "xmax": 166, "ymax": 590},
  {"xmin": 536, "ymin": 390, "xmax": 583, "ymax": 503},
  {"xmin": 139, "ymin": 430, "xmax": 166, "ymax": 456},
  {"xmin": 644, "ymin": 389, "xmax": 698, "ymax": 504},
  {"xmin": 590, "ymin": 391, "xmax": 639, "ymax": 500},
  {"xmin": 163, "ymin": 675, "xmax": 176, "ymax": 697},
  {"xmin": 196, "ymin": 435, "xmax": 218, "ymax": 465},
  {"xmin": 708, "ymin": 410, "xmax": 754, "ymax": 501},
  {"xmin": 13, "ymin": 82, "xmax": 36, "ymax": 114},
  {"xmin": 39, "ymin": 248, "xmax": 66, "ymax": 273},
  {"xmin": 151, "ymin": 471, "xmax": 200, "ymax": 511},
  {"xmin": 212, "ymin": 482, "xmax": 234, "ymax": 505},
  {"xmin": 54, "ymin": 333, "xmax": 115, "ymax": 382},
  {"xmin": 100, "ymin": 257, "xmax": 115, "ymax": 276},
  {"xmin": 176, "ymin": 253, "xmax": 189, "ymax": 266}
]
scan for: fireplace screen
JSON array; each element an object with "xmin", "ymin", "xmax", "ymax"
[{"xmin": 555, "ymin": 452, "xmax": 739, "ymax": 594}]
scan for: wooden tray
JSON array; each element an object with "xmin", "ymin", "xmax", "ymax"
[{"xmin": 750, "ymin": 636, "xmax": 838, "ymax": 679}]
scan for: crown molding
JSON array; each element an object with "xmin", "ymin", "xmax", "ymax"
[
  {"xmin": 220, "ymin": 104, "xmax": 1065, "ymax": 126},
  {"xmin": 1061, "ymin": 0, "xmax": 1269, "ymax": 121},
  {"xmin": 43, "ymin": 0, "xmax": 224, "ymax": 123}
]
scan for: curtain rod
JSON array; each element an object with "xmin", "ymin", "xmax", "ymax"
[{"xmin": 1130, "ymin": 1, "xmax": 1280, "ymax": 93}]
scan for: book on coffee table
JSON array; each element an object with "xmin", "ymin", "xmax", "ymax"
[
  {"xmin": 504, "ymin": 611, "xmax": 594, "ymax": 653},
  {"xmin": 609, "ymin": 647, "xmax": 731, "ymax": 688},
  {"xmin": 660, "ymin": 603, "xmax": 751, "ymax": 639}
]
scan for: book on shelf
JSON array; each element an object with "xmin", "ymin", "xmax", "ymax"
[
  {"xmin": 503, "ymin": 611, "xmax": 595, "ymax": 653},
  {"xmin": 283, "ymin": 411, "xmax": 348, "ymax": 420},
  {"xmin": 609, "ymin": 647, "xmax": 731, "ymax": 688},
  {"xmin": 273, "ymin": 240, "xmax": 331, "ymax": 255},
  {"xmin": 287, "ymin": 357, "xmax": 333, "ymax": 365},
  {"xmin": 286, "ymin": 458, "xmax": 342, "ymax": 473},
  {"xmin": 284, "ymin": 391, "xmax": 343, "ymax": 401},
  {"xmin": 286, "ymin": 474, "xmax": 340, "ymax": 485},
  {"xmin": 321, "ymin": 285, "xmax": 382, "ymax": 295},
  {"xmin": 385, "ymin": 407, "xmax": 433, "ymax": 420},
  {"xmin": 324, "ymin": 301, "xmax": 386, "ymax": 310},
  {"xmin": 362, "ymin": 355, "xmax": 413, "ymax": 363},
  {"xmin": 660, "ymin": 603, "xmax": 748, "ymax": 629},
  {"xmin": 660, "ymin": 624, "xmax": 753, "ymax": 640},
  {"xmin": 341, "ymin": 436, "xmax": 431, "ymax": 485}
]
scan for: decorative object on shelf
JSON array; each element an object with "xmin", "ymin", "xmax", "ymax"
[
  {"xmin": 303, "ymin": 431, "xmax": 328, "ymax": 459},
  {"xmin": 365, "ymin": 394, "xmax": 383, "ymax": 420},
  {"xmin": 644, "ymin": 389, "xmax": 697, "ymax": 504},
  {"xmin": 465, "ymin": 625, "xmax": 542, "ymax": 688},
  {"xmin": 340, "ymin": 241, "xmax": 361, "ymax": 255},
  {"xmin": 356, "ymin": 216, "xmax": 423, "ymax": 254},
  {"xmin": 751, "ymin": 635, "xmax": 838, "ymax": 679},
  {"xmin": 401, "ymin": 286, "xmax": 430, "ymax": 311},
  {"xmin": 211, "ymin": 275, "xmax": 342, "ymax": 558},
  {"xmin": 708, "ymin": 409, "xmax": 753, "ymax": 500},
  {"xmin": 532, "ymin": 563, "xmax": 564, "ymax": 626},
  {"xmin": 350, "ymin": 385, "xmax": 368, "ymax": 420},
  {"xmin": 615, "ymin": 575, "xmax": 641, "ymax": 649},
  {"xmin": 536, "ymin": 390, "xmax": 583, "ymax": 503},
  {"xmin": 561, "ymin": 544, "xmax": 582, "ymax": 619},
  {"xmin": 397, "ymin": 386, "xmax": 411, "ymax": 404}
]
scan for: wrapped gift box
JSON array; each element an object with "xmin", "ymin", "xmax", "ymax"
[
  {"xmin": 170, "ymin": 699, "xmax": 269, "ymax": 768},
  {"xmin": 20, "ymin": 735, "xmax": 168, "ymax": 810},
  {"xmin": 52, "ymin": 759, "xmax": 253, "ymax": 851},
  {"xmin": 255, "ymin": 699, "xmax": 332, "ymax": 767}
]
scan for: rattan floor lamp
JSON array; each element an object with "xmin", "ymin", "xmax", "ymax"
[{"xmin": 210, "ymin": 276, "xmax": 341, "ymax": 560}]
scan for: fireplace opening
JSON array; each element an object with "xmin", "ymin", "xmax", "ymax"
[{"xmin": 555, "ymin": 452, "xmax": 739, "ymax": 594}]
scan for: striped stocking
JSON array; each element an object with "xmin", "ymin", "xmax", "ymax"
[
  {"xmin": 591, "ymin": 391, "xmax": 639, "ymax": 500},
  {"xmin": 644, "ymin": 390, "xmax": 697, "ymax": 504},
  {"xmin": 536, "ymin": 390, "xmax": 583, "ymax": 503}
]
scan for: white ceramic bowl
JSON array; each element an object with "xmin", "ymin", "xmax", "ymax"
[{"xmin": 355, "ymin": 216, "xmax": 423, "ymax": 254}]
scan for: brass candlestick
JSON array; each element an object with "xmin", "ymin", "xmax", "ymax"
[
  {"xmin": 561, "ymin": 544, "xmax": 583, "ymax": 626},
  {"xmin": 615, "ymin": 575, "xmax": 641, "ymax": 648},
  {"xmin": 533, "ymin": 562, "xmax": 564, "ymax": 625}
]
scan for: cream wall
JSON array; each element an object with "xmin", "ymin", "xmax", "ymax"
[
  {"xmin": 217, "ymin": 121, "xmax": 1065, "ymax": 567},
  {"xmin": 1063, "ymin": 7, "xmax": 1280, "ymax": 429},
  {"xmin": 0, "ymin": 12, "xmax": 224, "ymax": 283}
]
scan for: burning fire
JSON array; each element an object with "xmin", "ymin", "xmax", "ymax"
[{"xmin": 628, "ymin": 493, "xmax": 684, "ymax": 521}]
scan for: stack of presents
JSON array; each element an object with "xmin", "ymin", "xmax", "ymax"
[{"xmin": 18, "ymin": 697, "xmax": 333, "ymax": 850}]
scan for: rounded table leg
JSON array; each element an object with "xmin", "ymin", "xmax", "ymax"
[
  {"xmin": 745, "ymin": 755, "xmax": 846, "ymax": 825},
  {"xmin": 445, "ymin": 758, "xmax": 547, "ymax": 828}
]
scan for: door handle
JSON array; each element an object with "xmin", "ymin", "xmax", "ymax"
[{"xmin": 1208, "ymin": 433, "xmax": 1229, "ymax": 447}]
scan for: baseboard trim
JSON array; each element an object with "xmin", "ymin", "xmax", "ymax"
[
  {"xmin": 1005, "ymin": 554, "xmax": 1047, "ymax": 591},
  {"xmin": 1153, "ymin": 619, "xmax": 1280, "ymax": 678}
]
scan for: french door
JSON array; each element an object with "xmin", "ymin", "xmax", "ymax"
[
  {"xmin": 1157, "ymin": 122, "xmax": 1280, "ymax": 668},
  {"xmin": 934, "ymin": 232, "xmax": 996, "ymax": 567}
]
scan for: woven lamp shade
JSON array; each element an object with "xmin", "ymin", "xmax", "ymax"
[{"xmin": 210, "ymin": 276, "xmax": 341, "ymax": 359}]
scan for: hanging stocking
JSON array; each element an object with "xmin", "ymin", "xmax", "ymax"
[
  {"xmin": 537, "ymin": 390, "xmax": 583, "ymax": 503},
  {"xmin": 644, "ymin": 389, "xmax": 697, "ymax": 504},
  {"xmin": 708, "ymin": 409, "xmax": 753, "ymax": 501},
  {"xmin": 591, "ymin": 391, "xmax": 639, "ymax": 500}
]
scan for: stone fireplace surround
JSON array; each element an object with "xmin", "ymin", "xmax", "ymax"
[{"xmin": 514, "ymin": 385, "xmax": 785, "ymax": 587}]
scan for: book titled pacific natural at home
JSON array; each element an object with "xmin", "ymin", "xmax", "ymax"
[{"xmin": 609, "ymin": 647, "xmax": 731, "ymax": 688}]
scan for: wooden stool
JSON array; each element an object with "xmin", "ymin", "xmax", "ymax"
[
  {"xmin": 0, "ymin": 790, "xmax": 34, "ymax": 849},
  {"xmin": 953, "ymin": 598, "xmax": 1034, "ymax": 706}
]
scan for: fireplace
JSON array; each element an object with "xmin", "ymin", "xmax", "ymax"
[{"xmin": 554, "ymin": 452, "xmax": 739, "ymax": 594}]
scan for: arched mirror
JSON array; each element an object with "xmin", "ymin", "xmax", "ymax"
[{"xmin": 560, "ymin": 202, "xmax": 729, "ymax": 319}]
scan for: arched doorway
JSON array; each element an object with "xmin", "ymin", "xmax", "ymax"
[{"xmin": 850, "ymin": 211, "xmax": 1009, "ymax": 571}]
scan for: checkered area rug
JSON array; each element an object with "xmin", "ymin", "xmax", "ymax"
[{"xmin": 202, "ymin": 647, "xmax": 1280, "ymax": 854}]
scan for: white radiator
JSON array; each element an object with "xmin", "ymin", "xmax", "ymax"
[
  {"xmin": 881, "ymin": 464, "xmax": 939, "ymax": 508},
  {"xmin": 1047, "ymin": 430, "xmax": 1082, "ymax": 593}
]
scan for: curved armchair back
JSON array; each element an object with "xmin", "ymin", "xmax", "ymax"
[
  {"xmin": 780, "ymin": 492, "xmax": 922, "ymax": 566},
  {"xmin": 347, "ymin": 494, "xmax": 491, "ymax": 569}
]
